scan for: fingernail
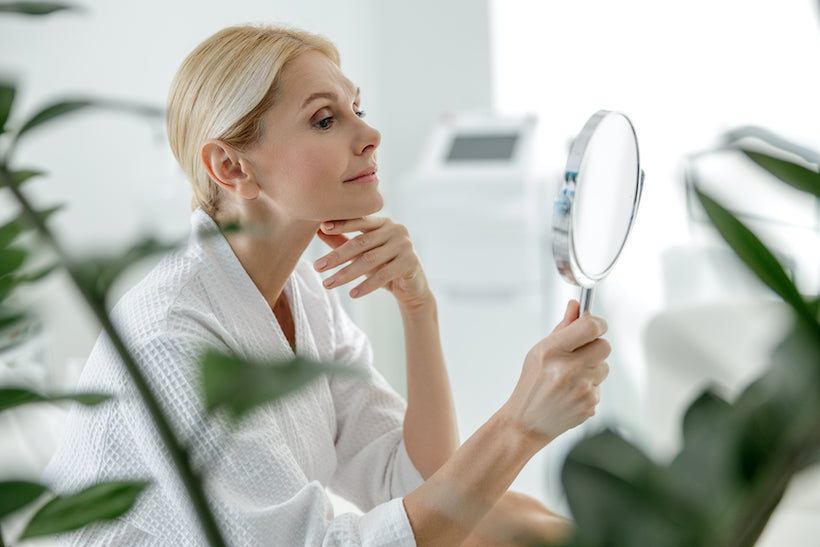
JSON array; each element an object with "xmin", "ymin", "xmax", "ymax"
[
  {"xmin": 323, "ymin": 277, "xmax": 334, "ymax": 288},
  {"xmin": 349, "ymin": 288, "xmax": 359, "ymax": 298},
  {"xmin": 314, "ymin": 258, "xmax": 328, "ymax": 271},
  {"xmin": 323, "ymin": 222, "xmax": 334, "ymax": 232}
]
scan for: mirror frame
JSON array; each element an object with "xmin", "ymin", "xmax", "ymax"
[{"xmin": 552, "ymin": 110, "xmax": 644, "ymax": 309}]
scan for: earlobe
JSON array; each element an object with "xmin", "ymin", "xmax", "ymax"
[{"xmin": 201, "ymin": 139, "xmax": 259, "ymax": 200}]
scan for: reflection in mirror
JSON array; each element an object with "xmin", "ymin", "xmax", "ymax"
[{"xmin": 553, "ymin": 110, "xmax": 644, "ymax": 313}]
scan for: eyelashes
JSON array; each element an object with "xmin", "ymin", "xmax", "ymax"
[{"xmin": 313, "ymin": 109, "xmax": 366, "ymax": 130}]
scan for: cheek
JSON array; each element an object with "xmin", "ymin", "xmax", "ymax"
[{"xmin": 279, "ymin": 144, "xmax": 338, "ymax": 186}]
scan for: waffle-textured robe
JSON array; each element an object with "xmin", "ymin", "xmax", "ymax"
[{"xmin": 43, "ymin": 208, "xmax": 423, "ymax": 546}]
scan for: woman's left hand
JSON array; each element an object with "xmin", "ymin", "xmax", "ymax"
[
  {"xmin": 314, "ymin": 216, "xmax": 432, "ymax": 309},
  {"xmin": 462, "ymin": 491, "xmax": 574, "ymax": 547}
]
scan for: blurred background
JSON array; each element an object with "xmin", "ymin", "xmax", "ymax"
[{"xmin": 1, "ymin": 0, "xmax": 819, "ymax": 544}]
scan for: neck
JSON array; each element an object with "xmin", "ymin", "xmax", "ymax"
[{"xmin": 215, "ymin": 203, "xmax": 318, "ymax": 308}]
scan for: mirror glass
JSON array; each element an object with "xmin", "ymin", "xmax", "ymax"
[{"xmin": 553, "ymin": 110, "xmax": 644, "ymax": 312}]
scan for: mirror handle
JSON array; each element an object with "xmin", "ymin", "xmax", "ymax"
[{"xmin": 579, "ymin": 286, "xmax": 594, "ymax": 315}]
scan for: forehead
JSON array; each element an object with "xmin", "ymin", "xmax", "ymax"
[{"xmin": 277, "ymin": 51, "xmax": 356, "ymax": 102}]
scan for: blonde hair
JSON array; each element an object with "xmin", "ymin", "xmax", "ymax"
[{"xmin": 166, "ymin": 24, "xmax": 340, "ymax": 215}]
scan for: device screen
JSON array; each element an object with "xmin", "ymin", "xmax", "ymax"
[{"xmin": 446, "ymin": 134, "xmax": 519, "ymax": 161}]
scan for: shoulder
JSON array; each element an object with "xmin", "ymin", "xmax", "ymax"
[{"xmin": 110, "ymin": 248, "xmax": 209, "ymax": 342}]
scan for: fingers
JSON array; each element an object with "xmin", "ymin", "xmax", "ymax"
[
  {"xmin": 319, "ymin": 217, "xmax": 383, "ymax": 235},
  {"xmin": 572, "ymin": 337, "xmax": 611, "ymax": 369},
  {"xmin": 592, "ymin": 360, "xmax": 610, "ymax": 386},
  {"xmin": 313, "ymin": 216, "xmax": 418, "ymax": 298},
  {"xmin": 314, "ymin": 217, "xmax": 389, "ymax": 273},
  {"xmin": 316, "ymin": 230, "xmax": 395, "ymax": 282},
  {"xmin": 347, "ymin": 253, "xmax": 417, "ymax": 298},
  {"xmin": 551, "ymin": 313, "xmax": 608, "ymax": 353},
  {"xmin": 552, "ymin": 300, "xmax": 580, "ymax": 332},
  {"xmin": 315, "ymin": 229, "xmax": 349, "ymax": 250}
]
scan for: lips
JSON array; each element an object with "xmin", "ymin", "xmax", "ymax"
[{"xmin": 344, "ymin": 166, "xmax": 378, "ymax": 183}]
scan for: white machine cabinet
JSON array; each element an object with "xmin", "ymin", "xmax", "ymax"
[{"xmin": 398, "ymin": 113, "xmax": 565, "ymax": 508}]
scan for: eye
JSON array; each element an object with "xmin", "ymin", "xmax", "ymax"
[{"xmin": 314, "ymin": 116, "xmax": 335, "ymax": 130}]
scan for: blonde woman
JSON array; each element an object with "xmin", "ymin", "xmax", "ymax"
[{"xmin": 45, "ymin": 24, "xmax": 610, "ymax": 546}]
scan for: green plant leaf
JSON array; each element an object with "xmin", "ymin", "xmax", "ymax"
[
  {"xmin": 13, "ymin": 203, "xmax": 64, "ymax": 230},
  {"xmin": 14, "ymin": 100, "xmax": 93, "ymax": 142},
  {"xmin": 20, "ymin": 480, "xmax": 149, "ymax": 539},
  {"xmin": 96, "ymin": 237, "xmax": 176, "ymax": 298},
  {"xmin": 201, "ymin": 351, "xmax": 365, "ymax": 419},
  {"xmin": 0, "ymin": 247, "xmax": 26, "ymax": 277},
  {"xmin": 0, "ymin": 273, "xmax": 17, "ymax": 302},
  {"xmin": 0, "ymin": 82, "xmax": 14, "ymax": 135},
  {"xmin": 68, "ymin": 237, "xmax": 176, "ymax": 304},
  {"xmin": 694, "ymin": 188, "xmax": 812, "ymax": 322},
  {"xmin": 681, "ymin": 388, "xmax": 731, "ymax": 444},
  {"xmin": 0, "ymin": 2, "xmax": 76, "ymax": 15},
  {"xmin": 16, "ymin": 263, "xmax": 58, "ymax": 283},
  {"xmin": 0, "ymin": 168, "xmax": 46, "ymax": 188},
  {"xmin": 9, "ymin": 169, "xmax": 46, "ymax": 186},
  {"xmin": 0, "ymin": 480, "xmax": 48, "ymax": 518},
  {"xmin": 562, "ymin": 430, "xmax": 691, "ymax": 547},
  {"xmin": 0, "ymin": 309, "xmax": 26, "ymax": 330},
  {"xmin": 739, "ymin": 148, "xmax": 820, "ymax": 199},
  {"xmin": 808, "ymin": 297, "xmax": 820, "ymax": 322},
  {"xmin": 0, "ymin": 218, "xmax": 22, "ymax": 248},
  {"xmin": 0, "ymin": 387, "xmax": 111, "ymax": 412}
]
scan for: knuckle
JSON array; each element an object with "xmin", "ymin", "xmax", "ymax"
[
  {"xmin": 580, "ymin": 319, "xmax": 599, "ymax": 340},
  {"xmin": 529, "ymin": 343, "xmax": 556, "ymax": 367},
  {"xmin": 375, "ymin": 267, "xmax": 391, "ymax": 283},
  {"xmin": 354, "ymin": 234, "xmax": 369, "ymax": 249},
  {"xmin": 362, "ymin": 249, "xmax": 378, "ymax": 265}
]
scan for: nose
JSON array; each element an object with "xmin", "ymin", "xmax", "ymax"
[{"xmin": 355, "ymin": 118, "xmax": 381, "ymax": 156}]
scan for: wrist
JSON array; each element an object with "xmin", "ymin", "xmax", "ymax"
[
  {"xmin": 398, "ymin": 290, "xmax": 437, "ymax": 317},
  {"xmin": 494, "ymin": 403, "xmax": 552, "ymax": 457}
]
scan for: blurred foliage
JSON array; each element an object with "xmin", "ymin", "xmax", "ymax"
[
  {"xmin": 0, "ymin": 2, "xmax": 75, "ymax": 15},
  {"xmin": 556, "ymin": 131, "xmax": 820, "ymax": 546},
  {"xmin": 201, "ymin": 350, "xmax": 363, "ymax": 420},
  {"xmin": 0, "ymin": 387, "xmax": 110, "ymax": 412},
  {"xmin": 0, "ymin": 2, "xmax": 351, "ymax": 545},
  {"xmin": 16, "ymin": 481, "xmax": 149, "ymax": 540}
]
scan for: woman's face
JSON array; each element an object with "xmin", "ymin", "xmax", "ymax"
[{"xmin": 242, "ymin": 50, "xmax": 383, "ymax": 223}]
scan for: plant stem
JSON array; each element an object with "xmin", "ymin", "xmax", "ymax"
[{"xmin": 0, "ymin": 169, "xmax": 227, "ymax": 547}]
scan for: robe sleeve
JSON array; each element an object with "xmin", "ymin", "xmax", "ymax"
[{"xmin": 325, "ymin": 291, "xmax": 425, "ymax": 512}]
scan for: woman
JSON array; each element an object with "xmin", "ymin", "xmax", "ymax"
[{"xmin": 45, "ymin": 24, "xmax": 610, "ymax": 546}]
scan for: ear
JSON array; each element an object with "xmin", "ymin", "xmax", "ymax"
[{"xmin": 200, "ymin": 139, "xmax": 259, "ymax": 200}]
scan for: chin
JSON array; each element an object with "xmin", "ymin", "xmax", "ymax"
[{"xmin": 348, "ymin": 193, "xmax": 384, "ymax": 218}]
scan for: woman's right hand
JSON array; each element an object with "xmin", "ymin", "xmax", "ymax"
[{"xmin": 503, "ymin": 300, "xmax": 611, "ymax": 445}]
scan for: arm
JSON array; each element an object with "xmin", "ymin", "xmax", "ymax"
[
  {"xmin": 404, "ymin": 301, "xmax": 609, "ymax": 546},
  {"xmin": 316, "ymin": 218, "xmax": 609, "ymax": 545},
  {"xmin": 398, "ymin": 295, "xmax": 459, "ymax": 478},
  {"xmin": 315, "ymin": 217, "xmax": 458, "ymax": 478}
]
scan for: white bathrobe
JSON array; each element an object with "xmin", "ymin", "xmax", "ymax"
[{"xmin": 43, "ymin": 208, "xmax": 423, "ymax": 546}]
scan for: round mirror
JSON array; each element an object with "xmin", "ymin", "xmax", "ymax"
[{"xmin": 552, "ymin": 110, "xmax": 644, "ymax": 313}]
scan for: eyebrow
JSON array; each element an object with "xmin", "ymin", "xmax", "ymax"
[{"xmin": 300, "ymin": 86, "xmax": 361, "ymax": 111}]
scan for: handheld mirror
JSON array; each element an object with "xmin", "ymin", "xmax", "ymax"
[{"xmin": 552, "ymin": 110, "xmax": 644, "ymax": 314}]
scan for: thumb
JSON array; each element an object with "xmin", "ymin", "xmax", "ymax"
[
  {"xmin": 552, "ymin": 300, "xmax": 580, "ymax": 332},
  {"xmin": 316, "ymin": 228, "xmax": 349, "ymax": 249}
]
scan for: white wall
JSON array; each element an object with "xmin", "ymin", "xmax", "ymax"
[
  {"xmin": 0, "ymin": 0, "xmax": 493, "ymax": 393},
  {"xmin": 490, "ymin": 0, "xmax": 820, "ymax": 441}
]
